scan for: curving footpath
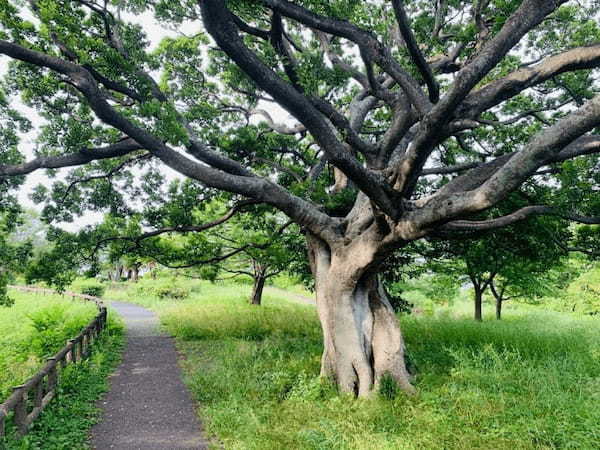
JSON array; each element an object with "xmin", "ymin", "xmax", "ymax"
[{"xmin": 90, "ymin": 302, "xmax": 207, "ymax": 450}]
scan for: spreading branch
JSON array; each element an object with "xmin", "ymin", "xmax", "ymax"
[
  {"xmin": 390, "ymin": 0, "xmax": 439, "ymax": 102},
  {"xmin": 442, "ymin": 205, "xmax": 600, "ymax": 232}
]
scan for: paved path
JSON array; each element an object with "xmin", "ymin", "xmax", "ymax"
[{"xmin": 90, "ymin": 302, "xmax": 207, "ymax": 450}]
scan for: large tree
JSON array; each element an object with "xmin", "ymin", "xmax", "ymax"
[{"xmin": 2, "ymin": 0, "xmax": 600, "ymax": 396}]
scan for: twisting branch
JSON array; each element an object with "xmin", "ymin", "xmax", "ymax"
[
  {"xmin": 316, "ymin": 32, "xmax": 369, "ymax": 88},
  {"xmin": 390, "ymin": 0, "xmax": 439, "ymax": 102},
  {"xmin": 441, "ymin": 205, "xmax": 600, "ymax": 232},
  {"xmin": 459, "ymin": 43, "xmax": 600, "ymax": 119},
  {"xmin": 250, "ymin": 109, "xmax": 306, "ymax": 134},
  {"xmin": 421, "ymin": 134, "xmax": 600, "ymax": 179},
  {"xmin": 269, "ymin": 11, "xmax": 302, "ymax": 90},
  {"xmin": 148, "ymin": 245, "xmax": 259, "ymax": 269},
  {"xmin": 474, "ymin": 100, "xmax": 571, "ymax": 126},
  {"xmin": 90, "ymin": 200, "xmax": 260, "ymax": 255}
]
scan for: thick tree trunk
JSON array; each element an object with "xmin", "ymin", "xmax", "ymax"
[
  {"xmin": 495, "ymin": 297, "xmax": 502, "ymax": 320},
  {"xmin": 132, "ymin": 264, "xmax": 139, "ymax": 282},
  {"xmin": 250, "ymin": 264, "xmax": 267, "ymax": 306},
  {"xmin": 307, "ymin": 235, "xmax": 415, "ymax": 397},
  {"xmin": 474, "ymin": 287, "xmax": 483, "ymax": 321}
]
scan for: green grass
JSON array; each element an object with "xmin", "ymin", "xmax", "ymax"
[
  {"xmin": 111, "ymin": 277, "xmax": 600, "ymax": 449},
  {"xmin": 1, "ymin": 322, "xmax": 124, "ymax": 449},
  {"xmin": 0, "ymin": 290, "xmax": 98, "ymax": 399},
  {"xmin": 0, "ymin": 289, "xmax": 125, "ymax": 450}
]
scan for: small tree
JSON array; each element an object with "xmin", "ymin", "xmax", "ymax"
[
  {"xmin": 429, "ymin": 200, "xmax": 569, "ymax": 320},
  {"xmin": 205, "ymin": 212, "xmax": 302, "ymax": 306}
]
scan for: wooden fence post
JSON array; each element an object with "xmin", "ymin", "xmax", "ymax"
[
  {"xmin": 12, "ymin": 387, "xmax": 27, "ymax": 436},
  {"xmin": 47, "ymin": 359, "xmax": 58, "ymax": 392},
  {"xmin": 34, "ymin": 381, "xmax": 44, "ymax": 409},
  {"xmin": 0, "ymin": 409, "xmax": 6, "ymax": 438}
]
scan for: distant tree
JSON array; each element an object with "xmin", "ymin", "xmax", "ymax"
[
  {"xmin": 9, "ymin": 208, "xmax": 49, "ymax": 252},
  {"xmin": 201, "ymin": 211, "xmax": 302, "ymax": 306},
  {"xmin": 429, "ymin": 197, "xmax": 569, "ymax": 320},
  {"xmin": 24, "ymin": 226, "xmax": 80, "ymax": 290},
  {"xmin": 0, "ymin": 204, "xmax": 32, "ymax": 306}
]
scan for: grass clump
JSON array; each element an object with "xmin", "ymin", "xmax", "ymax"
[
  {"xmin": 69, "ymin": 278, "xmax": 106, "ymax": 298},
  {"xmin": 124, "ymin": 277, "xmax": 191, "ymax": 301}
]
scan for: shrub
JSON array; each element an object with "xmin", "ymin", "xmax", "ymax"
[
  {"xmin": 26, "ymin": 304, "xmax": 94, "ymax": 358},
  {"xmin": 78, "ymin": 281, "xmax": 105, "ymax": 298},
  {"xmin": 0, "ymin": 293, "xmax": 15, "ymax": 308},
  {"xmin": 155, "ymin": 285, "xmax": 190, "ymax": 300}
]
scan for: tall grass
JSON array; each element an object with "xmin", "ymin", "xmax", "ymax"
[
  {"xmin": 139, "ymin": 285, "xmax": 599, "ymax": 449},
  {"xmin": 0, "ymin": 289, "xmax": 98, "ymax": 400}
]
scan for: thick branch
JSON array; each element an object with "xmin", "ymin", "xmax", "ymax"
[
  {"xmin": 460, "ymin": 43, "xmax": 600, "ymax": 118},
  {"xmin": 391, "ymin": 0, "xmax": 439, "ymax": 102},
  {"xmin": 423, "ymin": 134, "xmax": 600, "ymax": 183},
  {"xmin": 0, "ymin": 138, "xmax": 142, "ymax": 176},
  {"xmin": 61, "ymin": 152, "xmax": 151, "ymax": 202}
]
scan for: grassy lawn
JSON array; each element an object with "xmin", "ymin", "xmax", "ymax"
[
  {"xmin": 0, "ymin": 288, "xmax": 124, "ymax": 449},
  {"xmin": 105, "ymin": 277, "xmax": 600, "ymax": 449}
]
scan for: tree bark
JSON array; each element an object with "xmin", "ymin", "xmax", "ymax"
[
  {"xmin": 116, "ymin": 265, "xmax": 124, "ymax": 281},
  {"xmin": 474, "ymin": 286, "xmax": 483, "ymax": 321},
  {"xmin": 132, "ymin": 264, "xmax": 139, "ymax": 282},
  {"xmin": 250, "ymin": 263, "xmax": 267, "ymax": 306},
  {"xmin": 307, "ymin": 234, "xmax": 415, "ymax": 397},
  {"xmin": 490, "ymin": 282, "xmax": 504, "ymax": 320}
]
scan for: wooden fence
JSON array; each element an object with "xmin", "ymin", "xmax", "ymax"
[{"xmin": 0, "ymin": 286, "xmax": 108, "ymax": 439}]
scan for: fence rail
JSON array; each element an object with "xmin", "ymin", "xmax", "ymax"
[{"xmin": 0, "ymin": 286, "xmax": 108, "ymax": 438}]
